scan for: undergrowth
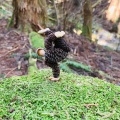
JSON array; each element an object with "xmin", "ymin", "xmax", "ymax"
[{"xmin": 0, "ymin": 69, "xmax": 120, "ymax": 120}]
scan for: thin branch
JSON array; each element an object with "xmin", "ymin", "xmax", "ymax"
[
  {"xmin": 84, "ymin": 104, "xmax": 98, "ymax": 108},
  {"xmin": 0, "ymin": 46, "xmax": 19, "ymax": 58},
  {"xmin": 5, "ymin": 67, "xmax": 17, "ymax": 78}
]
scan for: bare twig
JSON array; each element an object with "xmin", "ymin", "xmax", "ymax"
[
  {"xmin": 0, "ymin": 46, "xmax": 19, "ymax": 58},
  {"xmin": 92, "ymin": 0, "xmax": 102, "ymax": 8},
  {"xmin": 109, "ymin": 66, "xmax": 120, "ymax": 71},
  {"xmin": 84, "ymin": 104, "xmax": 98, "ymax": 108},
  {"xmin": 5, "ymin": 67, "xmax": 17, "ymax": 78}
]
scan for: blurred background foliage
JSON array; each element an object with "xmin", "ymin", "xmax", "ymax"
[{"xmin": 0, "ymin": 0, "xmax": 119, "ymax": 33}]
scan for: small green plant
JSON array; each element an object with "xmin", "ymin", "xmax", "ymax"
[
  {"xmin": 23, "ymin": 52, "xmax": 42, "ymax": 59},
  {"xmin": 60, "ymin": 60, "xmax": 91, "ymax": 73}
]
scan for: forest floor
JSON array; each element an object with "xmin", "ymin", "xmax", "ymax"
[{"xmin": 0, "ymin": 19, "xmax": 120, "ymax": 85}]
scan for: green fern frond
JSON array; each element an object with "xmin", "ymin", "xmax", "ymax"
[
  {"xmin": 60, "ymin": 60, "xmax": 91, "ymax": 73},
  {"xmin": 60, "ymin": 62, "xmax": 72, "ymax": 73},
  {"xmin": 23, "ymin": 52, "xmax": 42, "ymax": 60},
  {"xmin": 66, "ymin": 60, "xmax": 91, "ymax": 72}
]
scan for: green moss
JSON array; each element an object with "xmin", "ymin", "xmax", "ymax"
[
  {"xmin": 29, "ymin": 32, "xmax": 44, "ymax": 49},
  {"xmin": 76, "ymin": 22, "xmax": 82, "ymax": 29},
  {"xmin": 0, "ymin": 69, "xmax": 120, "ymax": 120}
]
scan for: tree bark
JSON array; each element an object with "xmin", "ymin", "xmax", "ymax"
[
  {"xmin": 82, "ymin": 0, "xmax": 92, "ymax": 40},
  {"xmin": 9, "ymin": 0, "xmax": 47, "ymax": 32}
]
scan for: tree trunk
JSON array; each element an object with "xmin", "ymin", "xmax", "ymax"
[
  {"xmin": 9, "ymin": 0, "xmax": 47, "ymax": 32},
  {"xmin": 82, "ymin": 0, "xmax": 92, "ymax": 40}
]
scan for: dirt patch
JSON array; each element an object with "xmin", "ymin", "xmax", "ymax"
[
  {"xmin": 65, "ymin": 33, "xmax": 120, "ymax": 85},
  {"xmin": 0, "ymin": 19, "xmax": 29, "ymax": 78}
]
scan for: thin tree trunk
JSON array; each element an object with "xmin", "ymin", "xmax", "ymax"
[{"xmin": 82, "ymin": 0, "xmax": 92, "ymax": 40}]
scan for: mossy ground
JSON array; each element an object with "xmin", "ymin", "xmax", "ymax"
[
  {"xmin": 29, "ymin": 32, "xmax": 44, "ymax": 49},
  {"xmin": 0, "ymin": 69, "xmax": 120, "ymax": 120}
]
